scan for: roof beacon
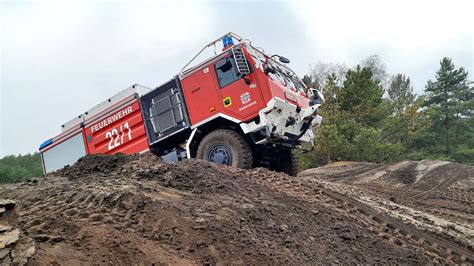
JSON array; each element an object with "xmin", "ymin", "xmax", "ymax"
[{"xmin": 222, "ymin": 35, "xmax": 234, "ymax": 50}]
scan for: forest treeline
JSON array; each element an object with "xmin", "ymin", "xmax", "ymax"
[
  {"xmin": 0, "ymin": 56, "xmax": 472, "ymax": 183},
  {"xmin": 297, "ymin": 56, "xmax": 473, "ymax": 169},
  {"xmin": 0, "ymin": 153, "xmax": 42, "ymax": 183}
]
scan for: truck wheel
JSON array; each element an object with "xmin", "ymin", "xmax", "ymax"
[
  {"xmin": 196, "ymin": 129, "xmax": 253, "ymax": 169},
  {"xmin": 282, "ymin": 150, "xmax": 299, "ymax": 176}
]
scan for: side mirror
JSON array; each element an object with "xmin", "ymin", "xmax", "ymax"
[
  {"xmin": 243, "ymin": 77, "xmax": 251, "ymax": 85},
  {"xmin": 278, "ymin": 56, "xmax": 290, "ymax": 64}
]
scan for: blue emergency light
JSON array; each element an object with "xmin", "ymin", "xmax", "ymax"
[
  {"xmin": 222, "ymin": 35, "xmax": 234, "ymax": 48},
  {"xmin": 39, "ymin": 138, "xmax": 53, "ymax": 150}
]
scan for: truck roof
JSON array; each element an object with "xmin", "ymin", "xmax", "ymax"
[{"xmin": 60, "ymin": 84, "xmax": 151, "ymax": 132}]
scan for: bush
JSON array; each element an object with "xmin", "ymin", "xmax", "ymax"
[{"xmin": 451, "ymin": 148, "xmax": 474, "ymax": 165}]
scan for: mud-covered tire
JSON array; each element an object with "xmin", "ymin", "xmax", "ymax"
[
  {"xmin": 196, "ymin": 129, "xmax": 253, "ymax": 169},
  {"xmin": 282, "ymin": 150, "xmax": 299, "ymax": 176}
]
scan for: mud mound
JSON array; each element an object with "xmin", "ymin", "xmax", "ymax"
[
  {"xmin": 301, "ymin": 160, "xmax": 473, "ymax": 191},
  {"xmin": 382, "ymin": 161, "xmax": 418, "ymax": 184},
  {"xmin": 2, "ymin": 155, "xmax": 473, "ymax": 264},
  {"xmin": 52, "ymin": 153, "xmax": 139, "ymax": 179},
  {"xmin": 136, "ymin": 159, "xmax": 270, "ymax": 197},
  {"xmin": 0, "ymin": 200, "xmax": 35, "ymax": 264},
  {"xmin": 300, "ymin": 160, "xmax": 474, "ymax": 258},
  {"xmin": 412, "ymin": 162, "xmax": 473, "ymax": 191}
]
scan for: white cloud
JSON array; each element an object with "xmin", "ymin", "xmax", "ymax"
[
  {"xmin": 1, "ymin": 0, "xmax": 216, "ymax": 156},
  {"xmin": 1, "ymin": 0, "xmax": 472, "ymax": 156},
  {"xmin": 292, "ymin": 0, "xmax": 473, "ymax": 90},
  {"xmin": 294, "ymin": 0, "xmax": 472, "ymax": 54}
]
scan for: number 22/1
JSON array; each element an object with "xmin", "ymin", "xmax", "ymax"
[{"xmin": 105, "ymin": 122, "xmax": 132, "ymax": 150}]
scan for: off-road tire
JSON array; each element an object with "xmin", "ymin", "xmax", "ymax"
[
  {"xmin": 282, "ymin": 150, "xmax": 299, "ymax": 176},
  {"xmin": 196, "ymin": 129, "xmax": 253, "ymax": 169}
]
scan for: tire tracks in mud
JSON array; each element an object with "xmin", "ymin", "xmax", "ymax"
[
  {"xmin": 14, "ymin": 180, "xmax": 197, "ymax": 264},
  {"xmin": 3, "ymin": 155, "xmax": 472, "ymax": 264},
  {"xmin": 346, "ymin": 182, "xmax": 474, "ymax": 223},
  {"xmin": 251, "ymin": 173, "xmax": 474, "ymax": 264}
]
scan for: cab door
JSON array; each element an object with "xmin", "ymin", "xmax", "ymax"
[{"xmin": 213, "ymin": 53, "xmax": 264, "ymax": 121}]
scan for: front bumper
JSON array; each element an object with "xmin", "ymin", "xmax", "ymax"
[{"xmin": 240, "ymin": 97, "xmax": 322, "ymax": 146}]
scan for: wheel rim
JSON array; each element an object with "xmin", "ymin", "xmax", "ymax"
[{"xmin": 208, "ymin": 144, "xmax": 232, "ymax": 165}]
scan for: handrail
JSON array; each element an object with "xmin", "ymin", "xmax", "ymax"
[
  {"xmin": 179, "ymin": 32, "xmax": 246, "ymax": 78},
  {"xmin": 177, "ymin": 32, "xmax": 306, "ymax": 92}
]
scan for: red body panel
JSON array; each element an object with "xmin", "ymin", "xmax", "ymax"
[
  {"xmin": 212, "ymin": 52, "xmax": 266, "ymax": 121},
  {"xmin": 181, "ymin": 48, "xmax": 267, "ymax": 126},
  {"xmin": 83, "ymin": 99, "xmax": 148, "ymax": 154},
  {"xmin": 181, "ymin": 66, "xmax": 223, "ymax": 125}
]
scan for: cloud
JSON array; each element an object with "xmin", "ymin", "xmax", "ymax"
[
  {"xmin": 1, "ymin": 0, "xmax": 216, "ymax": 157},
  {"xmin": 1, "ymin": 0, "xmax": 472, "ymax": 157},
  {"xmin": 291, "ymin": 0, "xmax": 473, "ymax": 90}
]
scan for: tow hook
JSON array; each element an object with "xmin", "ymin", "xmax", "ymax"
[{"xmin": 285, "ymin": 117, "xmax": 296, "ymax": 127}]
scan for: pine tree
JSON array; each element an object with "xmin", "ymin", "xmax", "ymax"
[
  {"xmin": 388, "ymin": 74, "xmax": 416, "ymax": 115},
  {"xmin": 301, "ymin": 74, "xmax": 317, "ymax": 89},
  {"xmin": 312, "ymin": 66, "xmax": 401, "ymax": 163},
  {"xmin": 338, "ymin": 66, "xmax": 388, "ymax": 127},
  {"xmin": 324, "ymin": 73, "xmax": 339, "ymax": 101},
  {"xmin": 315, "ymin": 73, "xmax": 342, "ymax": 162},
  {"xmin": 309, "ymin": 62, "xmax": 347, "ymax": 90},
  {"xmin": 360, "ymin": 55, "xmax": 389, "ymax": 88},
  {"xmin": 424, "ymin": 57, "xmax": 472, "ymax": 155}
]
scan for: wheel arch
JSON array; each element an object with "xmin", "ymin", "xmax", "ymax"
[{"xmin": 186, "ymin": 116, "xmax": 247, "ymax": 158}]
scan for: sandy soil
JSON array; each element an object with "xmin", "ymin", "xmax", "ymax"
[{"xmin": 1, "ymin": 154, "xmax": 472, "ymax": 264}]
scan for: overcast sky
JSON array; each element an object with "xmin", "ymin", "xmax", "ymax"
[{"xmin": 1, "ymin": 0, "xmax": 473, "ymax": 157}]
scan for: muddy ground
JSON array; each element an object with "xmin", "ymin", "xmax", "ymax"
[{"xmin": 0, "ymin": 154, "xmax": 473, "ymax": 264}]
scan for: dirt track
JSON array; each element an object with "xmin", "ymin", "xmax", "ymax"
[{"xmin": 1, "ymin": 154, "xmax": 473, "ymax": 264}]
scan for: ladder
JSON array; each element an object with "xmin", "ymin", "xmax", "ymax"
[{"xmin": 232, "ymin": 45, "xmax": 251, "ymax": 76}]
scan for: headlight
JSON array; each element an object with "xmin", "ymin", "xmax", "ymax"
[{"xmin": 309, "ymin": 89, "xmax": 324, "ymax": 106}]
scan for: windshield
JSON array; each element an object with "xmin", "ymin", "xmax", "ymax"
[
  {"xmin": 246, "ymin": 45, "xmax": 307, "ymax": 94},
  {"xmin": 271, "ymin": 65, "xmax": 307, "ymax": 93}
]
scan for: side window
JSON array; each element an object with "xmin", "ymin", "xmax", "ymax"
[{"xmin": 215, "ymin": 57, "xmax": 239, "ymax": 88}]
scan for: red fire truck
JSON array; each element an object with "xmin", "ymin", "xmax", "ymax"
[{"xmin": 38, "ymin": 33, "xmax": 324, "ymax": 176}]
